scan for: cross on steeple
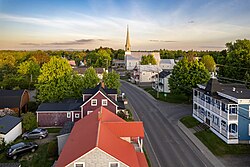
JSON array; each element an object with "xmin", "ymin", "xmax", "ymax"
[{"xmin": 125, "ymin": 25, "xmax": 131, "ymax": 52}]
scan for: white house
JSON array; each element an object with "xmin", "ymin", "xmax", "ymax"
[
  {"xmin": 193, "ymin": 75, "xmax": 250, "ymax": 144},
  {"xmin": 159, "ymin": 59, "xmax": 176, "ymax": 70},
  {"xmin": 132, "ymin": 65, "xmax": 162, "ymax": 85},
  {"xmin": 0, "ymin": 115, "xmax": 22, "ymax": 144},
  {"xmin": 152, "ymin": 70, "xmax": 171, "ymax": 93}
]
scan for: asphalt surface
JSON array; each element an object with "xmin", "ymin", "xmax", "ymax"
[{"xmin": 121, "ymin": 80, "xmax": 214, "ymax": 167}]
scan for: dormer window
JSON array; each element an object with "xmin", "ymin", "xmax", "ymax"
[{"xmin": 91, "ymin": 99, "xmax": 97, "ymax": 106}]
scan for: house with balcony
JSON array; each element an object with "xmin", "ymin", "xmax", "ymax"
[
  {"xmin": 132, "ymin": 65, "xmax": 162, "ymax": 86},
  {"xmin": 56, "ymin": 107, "xmax": 148, "ymax": 167},
  {"xmin": 152, "ymin": 70, "xmax": 171, "ymax": 93},
  {"xmin": 193, "ymin": 76, "xmax": 250, "ymax": 144}
]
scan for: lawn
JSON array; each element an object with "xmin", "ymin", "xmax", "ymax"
[
  {"xmin": 144, "ymin": 87, "xmax": 190, "ymax": 104},
  {"xmin": 46, "ymin": 128, "xmax": 62, "ymax": 133},
  {"xmin": 180, "ymin": 116, "xmax": 201, "ymax": 128},
  {"xmin": 195, "ymin": 129, "xmax": 250, "ymax": 156}
]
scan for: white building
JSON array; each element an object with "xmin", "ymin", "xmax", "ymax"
[
  {"xmin": 159, "ymin": 59, "xmax": 176, "ymax": 70},
  {"xmin": 132, "ymin": 65, "xmax": 162, "ymax": 84},
  {"xmin": 152, "ymin": 70, "xmax": 171, "ymax": 93},
  {"xmin": 193, "ymin": 76, "xmax": 250, "ymax": 144},
  {"xmin": 0, "ymin": 115, "xmax": 22, "ymax": 144},
  {"xmin": 124, "ymin": 26, "xmax": 161, "ymax": 70}
]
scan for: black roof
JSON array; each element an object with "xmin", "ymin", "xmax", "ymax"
[
  {"xmin": 0, "ymin": 90, "xmax": 27, "ymax": 109},
  {"xmin": 37, "ymin": 102, "xmax": 81, "ymax": 112},
  {"xmin": 58, "ymin": 121, "xmax": 74, "ymax": 136},
  {"xmin": 205, "ymin": 78, "xmax": 222, "ymax": 95},
  {"xmin": 0, "ymin": 163, "xmax": 21, "ymax": 167},
  {"xmin": 83, "ymin": 83, "xmax": 117, "ymax": 94},
  {"xmin": 117, "ymin": 97, "xmax": 125, "ymax": 110},
  {"xmin": 0, "ymin": 115, "xmax": 22, "ymax": 134},
  {"xmin": 199, "ymin": 78, "xmax": 250, "ymax": 100},
  {"xmin": 159, "ymin": 70, "xmax": 171, "ymax": 78}
]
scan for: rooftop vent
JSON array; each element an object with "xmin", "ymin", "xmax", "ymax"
[{"xmin": 232, "ymin": 87, "xmax": 236, "ymax": 92}]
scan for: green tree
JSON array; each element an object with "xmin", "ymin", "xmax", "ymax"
[
  {"xmin": 141, "ymin": 55, "xmax": 157, "ymax": 65},
  {"xmin": 201, "ymin": 55, "xmax": 216, "ymax": 72},
  {"xmin": 22, "ymin": 112, "xmax": 37, "ymax": 131},
  {"xmin": 222, "ymin": 39, "xmax": 250, "ymax": 80},
  {"xmin": 18, "ymin": 60, "xmax": 40, "ymax": 85},
  {"xmin": 169, "ymin": 58, "xmax": 210, "ymax": 97},
  {"xmin": 82, "ymin": 67, "xmax": 100, "ymax": 89},
  {"xmin": 36, "ymin": 57, "xmax": 74, "ymax": 102},
  {"xmin": 103, "ymin": 70, "xmax": 121, "ymax": 91}
]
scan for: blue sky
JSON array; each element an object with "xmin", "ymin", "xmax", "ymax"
[{"xmin": 0, "ymin": 0, "xmax": 250, "ymax": 50}]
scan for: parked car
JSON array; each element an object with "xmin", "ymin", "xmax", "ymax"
[
  {"xmin": 7, "ymin": 142, "xmax": 38, "ymax": 160},
  {"xmin": 22, "ymin": 128, "xmax": 48, "ymax": 140}
]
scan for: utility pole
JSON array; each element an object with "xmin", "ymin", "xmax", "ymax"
[{"xmin": 157, "ymin": 72, "xmax": 159, "ymax": 99}]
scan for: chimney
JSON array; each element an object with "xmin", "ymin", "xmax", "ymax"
[{"xmin": 101, "ymin": 81, "xmax": 105, "ymax": 88}]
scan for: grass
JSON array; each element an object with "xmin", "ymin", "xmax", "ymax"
[
  {"xmin": 0, "ymin": 141, "xmax": 57, "ymax": 167},
  {"xmin": 180, "ymin": 116, "xmax": 201, "ymax": 128},
  {"xmin": 143, "ymin": 87, "xmax": 190, "ymax": 104},
  {"xmin": 195, "ymin": 129, "xmax": 250, "ymax": 156},
  {"xmin": 46, "ymin": 128, "xmax": 62, "ymax": 133}
]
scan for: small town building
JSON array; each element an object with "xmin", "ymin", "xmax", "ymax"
[
  {"xmin": 56, "ymin": 107, "xmax": 148, "ymax": 167},
  {"xmin": 193, "ymin": 74, "xmax": 250, "ymax": 144},
  {"xmin": 159, "ymin": 59, "xmax": 176, "ymax": 70},
  {"xmin": 0, "ymin": 90, "xmax": 29, "ymax": 116},
  {"xmin": 152, "ymin": 70, "xmax": 171, "ymax": 93},
  {"xmin": 132, "ymin": 65, "xmax": 162, "ymax": 85},
  {"xmin": 0, "ymin": 115, "xmax": 22, "ymax": 144},
  {"xmin": 36, "ymin": 83, "xmax": 125, "ymax": 127}
]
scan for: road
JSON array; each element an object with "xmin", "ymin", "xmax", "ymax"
[{"xmin": 121, "ymin": 80, "xmax": 214, "ymax": 167}]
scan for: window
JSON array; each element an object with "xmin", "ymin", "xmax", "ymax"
[
  {"xmin": 109, "ymin": 162, "xmax": 119, "ymax": 167},
  {"xmin": 102, "ymin": 99, "xmax": 108, "ymax": 106},
  {"xmin": 75, "ymin": 113, "xmax": 80, "ymax": 118},
  {"xmin": 74, "ymin": 162, "xmax": 85, "ymax": 167},
  {"xmin": 249, "ymin": 124, "xmax": 250, "ymax": 136},
  {"xmin": 67, "ymin": 112, "xmax": 71, "ymax": 118},
  {"xmin": 87, "ymin": 111, "xmax": 93, "ymax": 115},
  {"xmin": 91, "ymin": 99, "xmax": 97, "ymax": 106}
]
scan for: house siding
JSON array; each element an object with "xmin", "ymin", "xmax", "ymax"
[
  {"xmin": 67, "ymin": 147, "xmax": 128, "ymax": 167},
  {"xmin": 83, "ymin": 93, "xmax": 116, "ymax": 116},
  {"xmin": 238, "ymin": 104, "xmax": 250, "ymax": 141},
  {"xmin": 38, "ymin": 112, "xmax": 70, "ymax": 127},
  {"xmin": 2, "ymin": 122, "xmax": 22, "ymax": 144},
  {"xmin": 20, "ymin": 91, "xmax": 29, "ymax": 112}
]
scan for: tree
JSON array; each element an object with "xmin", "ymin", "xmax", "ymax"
[
  {"xmin": 36, "ymin": 57, "xmax": 74, "ymax": 102},
  {"xmin": 201, "ymin": 55, "xmax": 216, "ymax": 72},
  {"xmin": 141, "ymin": 55, "xmax": 157, "ymax": 65},
  {"xmin": 103, "ymin": 70, "xmax": 121, "ymax": 91},
  {"xmin": 22, "ymin": 112, "xmax": 37, "ymax": 131},
  {"xmin": 222, "ymin": 39, "xmax": 250, "ymax": 80},
  {"xmin": 82, "ymin": 67, "xmax": 100, "ymax": 89},
  {"xmin": 169, "ymin": 57, "xmax": 210, "ymax": 97}
]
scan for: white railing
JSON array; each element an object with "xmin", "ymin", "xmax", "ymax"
[
  {"xmin": 229, "ymin": 132, "xmax": 238, "ymax": 139},
  {"xmin": 211, "ymin": 122, "xmax": 220, "ymax": 132},
  {"xmin": 221, "ymin": 128, "xmax": 227, "ymax": 137},
  {"xmin": 221, "ymin": 111, "xmax": 227, "ymax": 119}
]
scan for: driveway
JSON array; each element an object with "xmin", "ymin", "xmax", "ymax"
[
  {"xmin": 121, "ymin": 80, "xmax": 214, "ymax": 167},
  {"xmin": 34, "ymin": 133, "xmax": 58, "ymax": 145}
]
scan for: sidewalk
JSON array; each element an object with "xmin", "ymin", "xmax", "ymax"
[{"xmin": 178, "ymin": 121, "xmax": 225, "ymax": 167}]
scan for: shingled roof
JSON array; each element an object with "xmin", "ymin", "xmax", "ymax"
[
  {"xmin": 0, "ymin": 90, "xmax": 27, "ymax": 109},
  {"xmin": 56, "ymin": 107, "xmax": 147, "ymax": 167},
  {"xmin": 0, "ymin": 115, "xmax": 21, "ymax": 134}
]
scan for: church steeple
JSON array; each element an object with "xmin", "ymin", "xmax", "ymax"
[{"xmin": 125, "ymin": 25, "xmax": 131, "ymax": 52}]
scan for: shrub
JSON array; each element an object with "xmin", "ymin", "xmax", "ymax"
[{"xmin": 47, "ymin": 140, "xmax": 58, "ymax": 158}]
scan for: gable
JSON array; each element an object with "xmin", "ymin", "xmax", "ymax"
[
  {"xmin": 66, "ymin": 147, "xmax": 128, "ymax": 167},
  {"xmin": 81, "ymin": 90, "xmax": 118, "ymax": 108}
]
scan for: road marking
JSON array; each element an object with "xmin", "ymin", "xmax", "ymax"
[{"xmin": 127, "ymin": 98, "xmax": 162, "ymax": 167}]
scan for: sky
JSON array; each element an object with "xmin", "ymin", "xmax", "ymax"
[{"xmin": 0, "ymin": 0, "xmax": 250, "ymax": 51}]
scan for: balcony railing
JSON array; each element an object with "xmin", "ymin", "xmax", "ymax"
[
  {"xmin": 229, "ymin": 132, "xmax": 238, "ymax": 139},
  {"xmin": 221, "ymin": 128, "xmax": 227, "ymax": 137},
  {"xmin": 211, "ymin": 122, "xmax": 220, "ymax": 132},
  {"xmin": 229, "ymin": 114, "xmax": 238, "ymax": 121}
]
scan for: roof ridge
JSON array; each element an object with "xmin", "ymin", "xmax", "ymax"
[{"xmin": 96, "ymin": 108, "xmax": 102, "ymax": 147}]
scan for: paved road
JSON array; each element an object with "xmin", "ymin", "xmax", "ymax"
[{"xmin": 121, "ymin": 81, "xmax": 214, "ymax": 167}]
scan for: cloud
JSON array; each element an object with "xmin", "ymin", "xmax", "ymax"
[
  {"xmin": 188, "ymin": 20, "xmax": 194, "ymax": 24},
  {"xmin": 20, "ymin": 39, "xmax": 107, "ymax": 46},
  {"xmin": 149, "ymin": 40, "xmax": 177, "ymax": 43}
]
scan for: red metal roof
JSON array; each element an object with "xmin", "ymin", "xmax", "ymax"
[{"xmin": 56, "ymin": 107, "xmax": 148, "ymax": 167}]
